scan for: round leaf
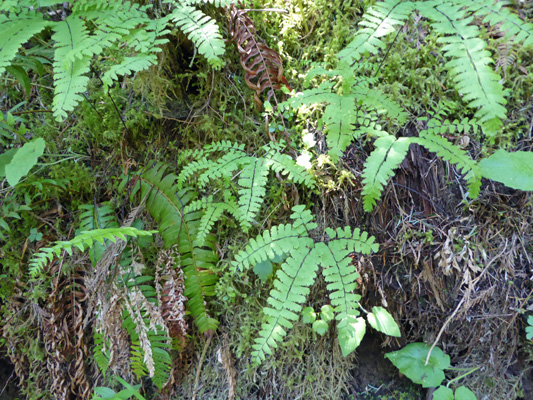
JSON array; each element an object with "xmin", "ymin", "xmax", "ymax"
[
  {"xmin": 320, "ymin": 304, "xmax": 334, "ymax": 322},
  {"xmin": 338, "ymin": 316, "xmax": 366, "ymax": 357},
  {"xmin": 302, "ymin": 307, "xmax": 316, "ymax": 324},
  {"xmin": 253, "ymin": 260, "xmax": 273, "ymax": 282},
  {"xmin": 312, "ymin": 320, "xmax": 328, "ymax": 336},
  {"xmin": 455, "ymin": 386, "xmax": 477, "ymax": 400},
  {"xmin": 433, "ymin": 386, "xmax": 454, "ymax": 400},
  {"xmin": 385, "ymin": 343, "xmax": 450, "ymax": 388}
]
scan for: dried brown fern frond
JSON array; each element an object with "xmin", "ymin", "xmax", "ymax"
[
  {"xmin": 229, "ymin": 4, "xmax": 290, "ymax": 109},
  {"xmin": 155, "ymin": 248, "xmax": 188, "ymax": 349}
]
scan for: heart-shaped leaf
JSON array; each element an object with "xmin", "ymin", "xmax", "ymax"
[{"xmin": 385, "ymin": 343, "xmax": 450, "ymax": 388}]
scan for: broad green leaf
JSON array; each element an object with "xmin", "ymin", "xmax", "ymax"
[
  {"xmin": 338, "ymin": 316, "xmax": 366, "ymax": 357},
  {"xmin": 479, "ymin": 150, "xmax": 533, "ymax": 191},
  {"xmin": 366, "ymin": 306, "xmax": 401, "ymax": 337},
  {"xmin": 455, "ymin": 386, "xmax": 477, "ymax": 400},
  {"xmin": 385, "ymin": 343, "xmax": 450, "ymax": 388},
  {"xmin": 320, "ymin": 304, "xmax": 334, "ymax": 322},
  {"xmin": 434, "ymin": 386, "xmax": 454, "ymax": 400},
  {"xmin": 253, "ymin": 260, "xmax": 273, "ymax": 282},
  {"xmin": 4, "ymin": 138, "xmax": 45, "ymax": 186},
  {"xmin": 312, "ymin": 320, "xmax": 328, "ymax": 336},
  {"xmin": 302, "ymin": 307, "xmax": 316, "ymax": 324}
]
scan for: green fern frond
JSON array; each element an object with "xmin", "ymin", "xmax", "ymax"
[
  {"xmin": 169, "ymin": 2, "xmax": 225, "ymax": 69},
  {"xmin": 454, "ymin": 0, "xmax": 533, "ymax": 45},
  {"xmin": 178, "ymin": 142, "xmax": 314, "ymax": 236},
  {"xmin": 128, "ymin": 162, "xmax": 219, "ymax": 333},
  {"xmin": 352, "ymin": 84, "xmax": 408, "ymax": 125},
  {"xmin": 418, "ymin": 1, "xmax": 508, "ymax": 136},
  {"xmin": 237, "ymin": 158, "xmax": 269, "ymax": 229},
  {"xmin": 94, "ymin": 332, "xmax": 111, "ymax": 377},
  {"xmin": 252, "ymin": 246, "xmax": 319, "ymax": 362},
  {"xmin": 184, "ymin": 196, "xmax": 238, "ymax": 245},
  {"xmin": 0, "ymin": 11, "xmax": 50, "ymax": 74},
  {"xmin": 361, "ymin": 136, "xmax": 413, "ymax": 211},
  {"xmin": 79, "ymin": 203, "xmax": 119, "ymax": 265},
  {"xmin": 321, "ymin": 227, "xmax": 378, "ymax": 356},
  {"xmin": 264, "ymin": 151, "xmax": 316, "ymax": 187},
  {"xmin": 197, "ymin": 153, "xmax": 252, "ymax": 187},
  {"xmin": 415, "ymin": 118, "xmax": 482, "ymax": 198},
  {"xmin": 338, "ymin": 0, "xmax": 414, "ymax": 62},
  {"xmin": 52, "ymin": 15, "xmax": 92, "ymax": 121},
  {"xmin": 243, "ymin": 206, "xmax": 381, "ymax": 363},
  {"xmin": 29, "ymin": 227, "xmax": 155, "ymax": 277},
  {"xmin": 232, "ymin": 205, "xmax": 317, "ymax": 272},
  {"xmin": 122, "ymin": 311, "xmax": 172, "ymax": 389},
  {"xmin": 101, "ymin": 54, "xmax": 157, "ymax": 88}
]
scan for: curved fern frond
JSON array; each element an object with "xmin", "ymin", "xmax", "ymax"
[
  {"xmin": 93, "ymin": 332, "xmax": 111, "ymax": 377},
  {"xmin": 236, "ymin": 205, "xmax": 382, "ymax": 363},
  {"xmin": 264, "ymin": 151, "xmax": 315, "ymax": 187},
  {"xmin": 29, "ymin": 227, "xmax": 155, "ymax": 277},
  {"xmin": 237, "ymin": 158, "xmax": 269, "ymax": 229},
  {"xmin": 184, "ymin": 195, "xmax": 238, "ymax": 245},
  {"xmin": 454, "ymin": 0, "xmax": 533, "ymax": 45},
  {"xmin": 128, "ymin": 162, "xmax": 219, "ymax": 333},
  {"xmin": 52, "ymin": 15, "xmax": 92, "ymax": 121},
  {"xmin": 252, "ymin": 246, "xmax": 319, "ymax": 363},
  {"xmin": 79, "ymin": 203, "xmax": 119, "ymax": 265},
  {"xmin": 0, "ymin": 11, "xmax": 50, "ymax": 74},
  {"xmin": 361, "ymin": 136, "xmax": 413, "ymax": 211},
  {"xmin": 418, "ymin": 1, "xmax": 508, "ymax": 136},
  {"xmin": 169, "ymin": 2, "xmax": 225, "ymax": 69},
  {"xmin": 320, "ymin": 226, "xmax": 378, "ymax": 356},
  {"xmin": 338, "ymin": 0, "xmax": 414, "ymax": 62},
  {"xmin": 415, "ymin": 118, "xmax": 482, "ymax": 198},
  {"xmin": 101, "ymin": 54, "xmax": 157, "ymax": 88},
  {"xmin": 232, "ymin": 205, "xmax": 316, "ymax": 272}
]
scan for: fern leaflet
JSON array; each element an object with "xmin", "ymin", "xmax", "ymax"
[
  {"xmin": 52, "ymin": 16, "xmax": 92, "ymax": 121},
  {"xmin": 454, "ymin": 0, "xmax": 533, "ymax": 45},
  {"xmin": 418, "ymin": 1, "xmax": 508, "ymax": 136},
  {"xmin": 168, "ymin": 2, "xmax": 226, "ymax": 69},
  {"xmin": 361, "ymin": 136, "xmax": 413, "ymax": 211},
  {"xmin": 415, "ymin": 118, "xmax": 482, "ymax": 198},
  {"xmin": 0, "ymin": 11, "xmax": 50, "ymax": 74},
  {"xmin": 338, "ymin": 0, "xmax": 414, "ymax": 62}
]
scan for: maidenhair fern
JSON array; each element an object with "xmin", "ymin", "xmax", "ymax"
[
  {"xmin": 285, "ymin": 0, "xmax": 532, "ymax": 210},
  {"xmin": 361, "ymin": 136, "xmax": 413, "ymax": 212},
  {"xmin": 233, "ymin": 205, "xmax": 400, "ymax": 363},
  {"xmin": 417, "ymin": 1, "xmax": 508, "ymax": 136},
  {"xmin": 178, "ymin": 141, "xmax": 315, "ymax": 236},
  {"xmin": 1, "ymin": 0, "xmax": 229, "ymax": 121},
  {"xmin": 282, "ymin": 61, "xmax": 407, "ymax": 161}
]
